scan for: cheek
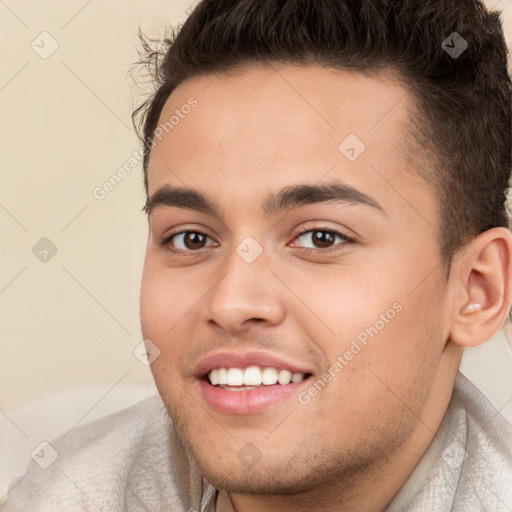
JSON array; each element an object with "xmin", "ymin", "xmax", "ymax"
[
  {"xmin": 335, "ymin": 280, "xmax": 445, "ymax": 419},
  {"xmin": 284, "ymin": 263, "xmax": 402, "ymax": 348},
  {"xmin": 303, "ymin": 259, "xmax": 446, "ymax": 395},
  {"xmin": 139, "ymin": 257, "xmax": 191, "ymax": 363},
  {"xmin": 140, "ymin": 259, "xmax": 169, "ymax": 336},
  {"xmin": 140, "ymin": 254, "xmax": 201, "ymax": 336},
  {"xmin": 140, "ymin": 263, "xmax": 190, "ymax": 406},
  {"xmin": 140, "ymin": 256, "xmax": 210, "ymax": 383}
]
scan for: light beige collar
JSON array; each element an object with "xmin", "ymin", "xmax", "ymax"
[{"xmin": 215, "ymin": 490, "xmax": 236, "ymax": 512}]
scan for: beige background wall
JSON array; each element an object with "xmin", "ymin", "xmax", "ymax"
[
  {"xmin": 1, "ymin": 0, "xmax": 512, "ymax": 497},
  {"xmin": 0, "ymin": 0, "xmax": 199, "ymax": 410}
]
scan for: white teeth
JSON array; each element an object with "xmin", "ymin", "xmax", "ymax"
[
  {"xmin": 261, "ymin": 367, "xmax": 278, "ymax": 385},
  {"xmin": 244, "ymin": 366, "xmax": 262, "ymax": 386},
  {"xmin": 278, "ymin": 370, "xmax": 292, "ymax": 385},
  {"xmin": 217, "ymin": 368, "xmax": 228, "ymax": 385},
  {"xmin": 227, "ymin": 368, "xmax": 244, "ymax": 386},
  {"xmin": 208, "ymin": 367, "xmax": 308, "ymax": 387},
  {"xmin": 210, "ymin": 369, "xmax": 219, "ymax": 385}
]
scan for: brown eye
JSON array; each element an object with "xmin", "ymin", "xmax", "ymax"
[
  {"xmin": 311, "ymin": 231, "xmax": 336, "ymax": 248},
  {"xmin": 164, "ymin": 231, "xmax": 215, "ymax": 251},
  {"xmin": 182, "ymin": 232, "xmax": 207, "ymax": 249},
  {"xmin": 293, "ymin": 229, "xmax": 349, "ymax": 250}
]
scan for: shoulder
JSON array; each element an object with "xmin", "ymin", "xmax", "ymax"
[
  {"xmin": 451, "ymin": 372, "xmax": 512, "ymax": 510},
  {"xmin": 2, "ymin": 395, "xmax": 208, "ymax": 511},
  {"xmin": 453, "ymin": 372, "xmax": 512, "ymax": 454}
]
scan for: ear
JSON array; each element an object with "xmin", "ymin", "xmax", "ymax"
[{"xmin": 449, "ymin": 227, "xmax": 512, "ymax": 348}]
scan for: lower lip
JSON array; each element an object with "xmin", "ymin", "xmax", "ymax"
[{"xmin": 199, "ymin": 379, "xmax": 309, "ymax": 415}]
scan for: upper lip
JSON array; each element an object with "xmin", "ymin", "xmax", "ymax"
[{"xmin": 194, "ymin": 350, "xmax": 315, "ymax": 378}]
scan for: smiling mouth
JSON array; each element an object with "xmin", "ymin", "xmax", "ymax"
[{"xmin": 206, "ymin": 365, "xmax": 313, "ymax": 390}]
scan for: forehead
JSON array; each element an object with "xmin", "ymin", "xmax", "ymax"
[{"xmin": 147, "ymin": 64, "xmax": 430, "ymax": 218}]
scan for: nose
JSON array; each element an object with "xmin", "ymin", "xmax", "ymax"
[{"xmin": 204, "ymin": 246, "xmax": 286, "ymax": 332}]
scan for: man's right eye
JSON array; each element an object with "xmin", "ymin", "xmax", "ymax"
[{"xmin": 161, "ymin": 231, "xmax": 216, "ymax": 252}]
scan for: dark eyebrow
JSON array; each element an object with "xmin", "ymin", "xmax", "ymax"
[
  {"xmin": 263, "ymin": 181, "xmax": 384, "ymax": 215},
  {"xmin": 146, "ymin": 185, "xmax": 221, "ymax": 216},
  {"xmin": 146, "ymin": 181, "xmax": 384, "ymax": 217}
]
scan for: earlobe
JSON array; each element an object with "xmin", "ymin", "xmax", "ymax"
[{"xmin": 449, "ymin": 227, "xmax": 512, "ymax": 348}]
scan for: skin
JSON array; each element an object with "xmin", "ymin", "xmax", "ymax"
[{"xmin": 140, "ymin": 63, "xmax": 512, "ymax": 512}]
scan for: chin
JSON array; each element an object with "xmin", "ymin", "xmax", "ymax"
[
  {"xmin": 176, "ymin": 426, "xmax": 383, "ymax": 498},
  {"xmin": 194, "ymin": 458, "xmax": 325, "ymax": 496}
]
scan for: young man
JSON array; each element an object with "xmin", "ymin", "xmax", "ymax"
[{"xmin": 4, "ymin": 0, "xmax": 512, "ymax": 510}]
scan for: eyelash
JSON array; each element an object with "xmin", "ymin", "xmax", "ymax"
[{"xmin": 160, "ymin": 227, "xmax": 354, "ymax": 256}]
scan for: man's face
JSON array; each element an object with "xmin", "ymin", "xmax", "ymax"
[{"xmin": 140, "ymin": 64, "xmax": 453, "ymax": 493}]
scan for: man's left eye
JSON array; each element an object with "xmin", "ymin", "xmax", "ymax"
[{"xmin": 292, "ymin": 229, "xmax": 350, "ymax": 250}]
